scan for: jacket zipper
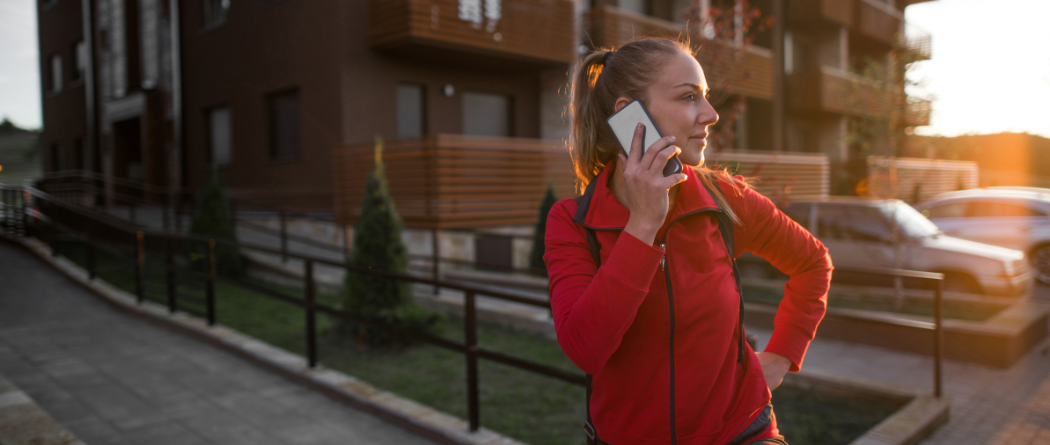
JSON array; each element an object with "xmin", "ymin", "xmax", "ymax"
[{"xmin": 660, "ymin": 208, "xmax": 720, "ymax": 445}]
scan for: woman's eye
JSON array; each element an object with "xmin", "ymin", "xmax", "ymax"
[{"xmin": 685, "ymin": 93, "xmax": 696, "ymax": 101}]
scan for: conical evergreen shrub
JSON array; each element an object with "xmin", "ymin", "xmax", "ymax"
[
  {"xmin": 187, "ymin": 164, "xmax": 243, "ymax": 277},
  {"xmin": 529, "ymin": 183, "xmax": 558, "ymax": 277},
  {"xmin": 341, "ymin": 136, "xmax": 443, "ymax": 348}
]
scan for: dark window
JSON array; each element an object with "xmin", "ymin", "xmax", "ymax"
[
  {"xmin": 49, "ymin": 54, "xmax": 63, "ymax": 93},
  {"xmin": 781, "ymin": 203, "xmax": 811, "ymax": 229},
  {"xmin": 462, "ymin": 90, "xmax": 511, "ymax": 137},
  {"xmin": 50, "ymin": 143, "xmax": 61, "ymax": 171},
  {"xmin": 207, "ymin": 106, "xmax": 232, "ymax": 165},
  {"xmin": 968, "ymin": 201, "xmax": 1046, "ymax": 218},
  {"xmin": 397, "ymin": 83, "xmax": 425, "ymax": 138},
  {"xmin": 817, "ymin": 205, "xmax": 893, "ymax": 243},
  {"xmin": 74, "ymin": 137, "xmax": 84, "ymax": 170},
  {"xmin": 202, "ymin": 0, "xmax": 229, "ymax": 27},
  {"xmin": 924, "ymin": 202, "xmax": 968, "ymax": 219},
  {"xmin": 72, "ymin": 41, "xmax": 86, "ymax": 82},
  {"xmin": 268, "ymin": 90, "xmax": 301, "ymax": 160}
]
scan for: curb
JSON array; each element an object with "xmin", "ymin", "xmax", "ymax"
[
  {"xmin": 0, "ymin": 235, "xmax": 526, "ymax": 445},
  {"xmin": 0, "ymin": 374, "xmax": 86, "ymax": 445},
  {"xmin": 788, "ymin": 369, "xmax": 951, "ymax": 445}
]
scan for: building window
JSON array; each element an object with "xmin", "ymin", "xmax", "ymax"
[
  {"xmin": 50, "ymin": 143, "xmax": 61, "ymax": 172},
  {"xmin": 268, "ymin": 89, "xmax": 301, "ymax": 160},
  {"xmin": 73, "ymin": 40, "xmax": 87, "ymax": 82},
  {"xmin": 397, "ymin": 83, "xmax": 425, "ymax": 138},
  {"xmin": 202, "ymin": 0, "xmax": 230, "ymax": 27},
  {"xmin": 208, "ymin": 107, "xmax": 232, "ymax": 166},
  {"xmin": 50, "ymin": 54, "xmax": 63, "ymax": 93},
  {"xmin": 462, "ymin": 91, "xmax": 511, "ymax": 137}
]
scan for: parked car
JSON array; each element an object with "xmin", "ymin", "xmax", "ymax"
[
  {"xmin": 738, "ymin": 196, "xmax": 1032, "ymax": 296},
  {"xmin": 915, "ymin": 187, "xmax": 1050, "ymax": 284}
]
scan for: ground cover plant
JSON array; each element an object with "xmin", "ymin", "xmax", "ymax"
[
  {"xmin": 52, "ymin": 235, "xmax": 910, "ymax": 445},
  {"xmin": 743, "ymin": 283, "xmax": 1006, "ymax": 322}
]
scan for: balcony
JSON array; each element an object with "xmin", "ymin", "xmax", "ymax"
[
  {"xmin": 855, "ymin": 0, "xmax": 903, "ymax": 48},
  {"xmin": 333, "ymin": 134, "xmax": 575, "ymax": 228},
  {"xmin": 788, "ymin": 66, "xmax": 885, "ymax": 116},
  {"xmin": 585, "ymin": 6, "xmax": 774, "ymax": 100},
  {"xmin": 368, "ymin": 0, "xmax": 575, "ymax": 66},
  {"xmin": 788, "ymin": 0, "xmax": 854, "ymax": 27},
  {"xmin": 904, "ymin": 23, "xmax": 932, "ymax": 60},
  {"xmin": 583, "ymin": 5, "xmax": 686, "ymax": 50}
]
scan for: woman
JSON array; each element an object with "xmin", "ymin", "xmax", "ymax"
[{"xmin": 543, "ymin": 37, "xmax": 833, "ymax": 445}]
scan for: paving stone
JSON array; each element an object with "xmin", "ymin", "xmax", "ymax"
[{"xmin": 0, "ymin": 241, "xmax": 439, "ymax": 445}]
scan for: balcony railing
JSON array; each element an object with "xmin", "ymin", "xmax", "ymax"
[
  {"xmin": 788, "ymin": 0, "xmax": 854, "ymax": 27},
  {"xmin": 368, "ymin": 0, "xmax": 576, "ymax": 65},
  {"xmin": 585, "ymin": 6, "xmax": 774, "ymax": 100},
  {"xmin": 334, "ymin": 134, "xmax": 575, "ymax": 229},
  {"xmin": 905, "ymin": 23, "xmax": 932, "ymax": 60},
  {"xmin": 856, "ymin": 0, "xmax": 903, "ymax": 47},
  {"xmin": 790, "ymin": 66, "xmax": 932, "ymax": 125}
]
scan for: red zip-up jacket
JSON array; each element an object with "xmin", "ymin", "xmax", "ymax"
[{"xmin": 544, "ymin": 159, "xmax": 832, "ymax": 444}]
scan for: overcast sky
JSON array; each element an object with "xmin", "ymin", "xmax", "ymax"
[{"xmin": 1, "ymin": 0, "xmax": 1048, "ymax": 138}]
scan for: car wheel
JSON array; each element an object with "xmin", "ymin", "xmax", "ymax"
[
  {"xmin": 942, "ymin": 272, "xmax": 982, "ymax": 295},
  {"xmin": 1031, "ymin": 245, "xmax": 1050, "ymax": 284}
]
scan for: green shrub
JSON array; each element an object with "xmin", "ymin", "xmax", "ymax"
[
  {"xmin": 529, "ymin": 183, "xmax": 558, "ymax": 277},
  {"xmin": 187, "ymin": 164, "xmax": 243, "ymax": 277},
  {"xmin": 341, "ymin": 136, "xmax": 444, "ymax": 348}
]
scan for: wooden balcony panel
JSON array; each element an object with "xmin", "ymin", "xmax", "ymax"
[
  {"xmin": 788, "ymin": 0, "xmax": 854, "ymax": 27},
  {"xmin": 368, "ymin": 0, "xmax": 576, "ymax": 65},
  {"xmin": 856, "ymin": 0, "xmax": 902, "ymax": 47},
  {"xmin": 334, "ymin": 134, "xmax": 576, "ymax": 228},
  {"xmin": 586, "ymin": 6, "xmax": 773, "ymax": 100},
  {"xmin": 789, "ymin": 67, "xmax": 886, "ymax": 117}
]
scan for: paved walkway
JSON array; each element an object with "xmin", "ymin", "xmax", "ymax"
[{"xmin": 0, "ymin": 241, "xmax": 438, "ymax": 445}]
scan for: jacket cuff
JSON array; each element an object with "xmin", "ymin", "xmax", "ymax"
[
  {"xmin": 763, "ymin": 321, "xmax": 813, "ymax": 373},
  {"xmin": 603, "ymin": 230, "xmax": 665, "ymax": 292}
]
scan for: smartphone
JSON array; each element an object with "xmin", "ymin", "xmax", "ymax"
[{"xmin": 606, "ymin": 99, "xmax": 683, "ymax": 177}]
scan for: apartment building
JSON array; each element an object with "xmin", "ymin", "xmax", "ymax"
[{"xmin": 36, "ymin": 0, "xmax": 932, "ymax": 227}]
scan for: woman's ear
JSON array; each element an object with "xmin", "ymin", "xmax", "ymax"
[{"xmin": 613, "ymin": 97, "xmax": 633, "ymax": 113}]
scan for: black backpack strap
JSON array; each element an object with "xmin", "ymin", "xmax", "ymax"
[
  {"xmin": 701, "ymin": 179, "xmax": 748, "ymax": 369},
  {"xmin": 573, "ymin": 192, "xmax": 601, "ymax": 445}
]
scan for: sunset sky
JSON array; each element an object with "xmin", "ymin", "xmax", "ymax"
[{"xmin": 1, "ymin": 0, "xmax": 1048, "ymax": 139}]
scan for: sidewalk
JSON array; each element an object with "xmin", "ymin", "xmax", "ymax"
[{"xmin": 0, "ymin": 241, "xmax": 438, "ymax": 445}]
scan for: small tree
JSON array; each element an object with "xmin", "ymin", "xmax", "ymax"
[
  {"xmin": 529, "ymin": 183, "xmax": 558, "ymax": 277},
  {"xmin": 341, "ymin": 136, "xmax": 443, "ymax": 348},
  {"xmin": 187, "ymin": 164, "xmax": 243, "ymax": 276}
]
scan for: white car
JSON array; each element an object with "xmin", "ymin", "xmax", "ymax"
[
  {"xmin": 916, "ymin": 187, "xmax": 1050, "ymax": 284},
  {"xmin": 738, "ymin": 196, "xmax": 1032, "ymax": 296}
]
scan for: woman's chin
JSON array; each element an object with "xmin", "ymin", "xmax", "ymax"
[{"xmin": 679, "ymin": 151, "xmax": 704, "ymax": 168}]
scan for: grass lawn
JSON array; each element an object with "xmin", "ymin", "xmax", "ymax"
[{"xmin": 52, "ymin": 236, "xmax": 911, "ymax": 445}]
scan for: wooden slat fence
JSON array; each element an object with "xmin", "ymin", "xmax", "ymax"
[
  {"xmin": 866, "ymin": 156, "xmax": 979, "ymax": 204},
  {"xmin": 707, "ymin": 150, "xmax": 830, "ymax": 204},
  {"xmin": 334, "ymin": 134, "xmax": 575, "ymax": 228}
]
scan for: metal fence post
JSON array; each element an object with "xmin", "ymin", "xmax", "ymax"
[
  {"xmin": 166, "ymin": 235, "xmax": 176, "ymax": 314},
  {"xmin": 21, "ymin": 190, "xmax": 28, "ymax": 237},
  {"xmin": 934, "ymin": 277, "xmax": 943, "ymax": 398},
  {"xmin": 432, "ymin": 227, "xmax": 440, "ymax": 295},
  {"xmin": 305, "ymin": 260, "xmax": 317, "ymax": 368},
  {"xmin": 87, "ymin": 242, "xmax": 96, "ymax": 281},
  {"xmin": 280, "ymin": 210, "xmax": 288, "ymax": 263},
  {"xmin": 206, "ymin": 239, "xmax": 216, "ymax": 326},
  {"xmin": 465, "ymin": 290, "xmax": 479, "ymax": 432},
  {"xmin": 135, "ymin": 231, "xmax": 145, "ymax": 304}
]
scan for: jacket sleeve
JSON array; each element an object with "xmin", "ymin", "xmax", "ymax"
[
  {"xmin": 543, "ymin": 199, "xmax": 666, "ymax": 375},
  {"xmin": 727, "ymin": 179, "xmax": 832, "ymax": 372}
]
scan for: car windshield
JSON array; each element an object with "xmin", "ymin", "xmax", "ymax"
[{"xmin": 884, "ymin": 201, "xmax": 942, "ymax": 239}]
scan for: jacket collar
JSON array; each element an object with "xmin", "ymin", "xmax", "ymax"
[{"xmin": 574, "ymin": 157, "xmax": 721, "ymax": 230}]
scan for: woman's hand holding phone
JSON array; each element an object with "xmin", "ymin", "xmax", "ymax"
[{"xmin": 618, "ymin": 122, "xmax": 689, "ymax": 246}]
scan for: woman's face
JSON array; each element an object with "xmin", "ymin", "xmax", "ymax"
[{"xmin": 614, "ymin": 50, "xmax": 719, "ymax": 167}]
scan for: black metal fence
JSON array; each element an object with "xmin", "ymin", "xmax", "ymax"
[{"xmin": 2, "ymin": 183, "xmax": 947, "ymax": 439}]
